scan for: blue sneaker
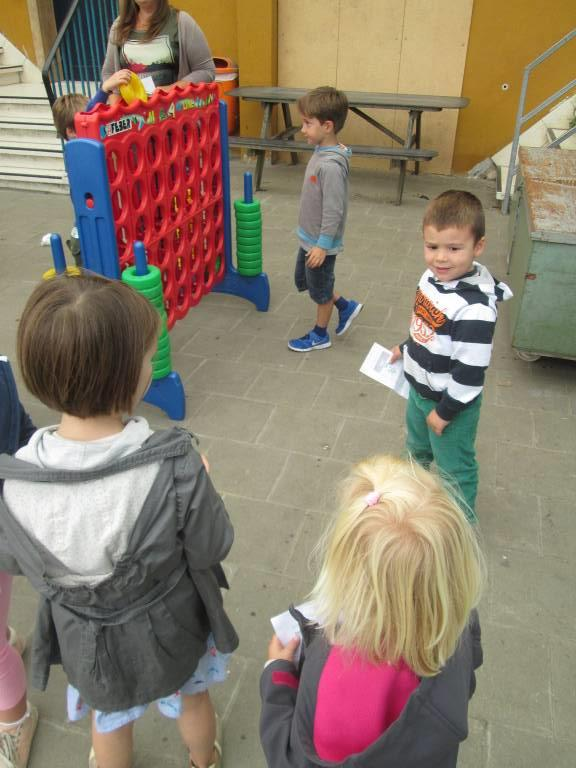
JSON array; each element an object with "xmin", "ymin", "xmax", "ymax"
[
  {"xmin": 288, "ymin": 330, "xmax": 331, "ymax": 352},
  {"xmin": 335, "ymin": 300, "xmax": 363, "ymax": 336}
]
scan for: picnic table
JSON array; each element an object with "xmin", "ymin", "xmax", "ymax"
[{"xmin": 228, "ymin": 87, "xmax": 469, "ymax": 204}]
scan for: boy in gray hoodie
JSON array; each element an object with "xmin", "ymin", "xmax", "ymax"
[{"xmin": 288, "ymin": 87, "xmax": 363, "ymax": 352}]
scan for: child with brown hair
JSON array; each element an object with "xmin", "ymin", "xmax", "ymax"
[
  {"xmin": 0, "ymin": 273, "xmax": 237, "ymax": 768},
  {"xmin": 288, "ymin": 86, "xmax": 363, "ymax": 352},
  {"xmin": 390, "ymin": 190, "xmax": 512, "ymax": 521},
  {"xmin": 51, "ymin": 71, "xmax": 131, "ymax": 267},
  {"xmin": 261, "ymin": 454, "xmax": 485, "ymax": 767},
  {"xmin": 51, "ymin": 70, "xmax": 132, "ymax": 140}
]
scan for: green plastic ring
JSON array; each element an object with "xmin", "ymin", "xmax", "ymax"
[
  {"xmin": 136, "ymin": 288, "xmax": 164, "ymax": 302},
  {"xmin": 234, "ymin": 200, "xmax": 261, "ymax": 214},
  {"xmin": 153, "ymin": 340, "xmax": 172, "ymax": 360},
  {"xmin": 152, "ymin": 367, "xmax": 172, "ymax": 381},
  {"xmin": 152, "ymin": 356, "xmax": 172, "ymax": 371},
  {"xmin": 236, "ymin": 221, "xmax": 262, "ymax": 233},
  {"xmin": 236, "ymin": 245, "xmax": 263, "ymax": 257},
  {"xmin": 236, "ymin": 236, "xmax": 262, "ymax": 248},
  {"xmin": 238, "ymin": 266, "xmax": 263, "ymax": 277},
  {"xmin": 237, "ymin": 262, "xmax": 263, "ymax": 272},
  {"xmin": 122, "ymin": 265, "xmax": 162, "ymax": 290},
  {"xmin": 237, "ymin": 255, "xmax": 263, "ymax": 264},
  {"xmin": 235, "ymin": 211, "xmax": 262, "ymax": 223}
]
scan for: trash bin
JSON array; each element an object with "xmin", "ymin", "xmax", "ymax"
[{"xmin": 213, "ymin": 56, "xmax": 238, "ymax": 134}]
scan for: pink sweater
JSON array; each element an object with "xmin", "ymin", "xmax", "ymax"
[{"xmin": 314, "ymin": 647, "xmax": 419, "ymax": 761}]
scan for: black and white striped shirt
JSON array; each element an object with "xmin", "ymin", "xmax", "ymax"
[{"xmin": 403, "ymin": 263, "xmax": 512, "ymax": 420}]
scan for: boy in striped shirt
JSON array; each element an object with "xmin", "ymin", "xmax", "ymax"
[{"xmin": 390, "ymin": 190, "xmax": 512, "ymax": 521}]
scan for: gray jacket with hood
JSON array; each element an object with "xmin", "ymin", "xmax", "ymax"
[
  {"xmin": 260, "ymin": 610, "xmax": 482, "ymax": 768},
  {"xmin": 0, "ymin": 428, "xmax": 238, "ymax": 711},
  {"xmin": 298, "ymin": 145, "xmax": 351, "ymax": 255}
]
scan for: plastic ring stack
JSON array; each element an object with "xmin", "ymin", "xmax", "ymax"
[
  {"xmin": 234, "ymin": 172, "xmax": 262, "ymax": 276},
  {"xmin": 122, "ymin": 242, "xmax": 172, "ymax": 380}
]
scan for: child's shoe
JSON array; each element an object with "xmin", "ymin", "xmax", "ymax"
[
  {"xmin": 288, "ymin": 330, "xmax": 331, "ymax": 352},
  {"xmin": 335, "ymin": 300, "xmax": 363, "ymax": 336},
  {"xmin": 0, "ymin": 703, "xmax": 38, "ymax": 768},
  {"xmin": 7, "ymin": 627, "xmax": 26, "ymax": 657}
]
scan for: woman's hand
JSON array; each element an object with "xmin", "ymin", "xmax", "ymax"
[{"xmin": 102, "ymin": 69, "xmax": 132, "ymax": 94}]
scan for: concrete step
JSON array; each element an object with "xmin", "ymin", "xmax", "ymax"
[
  {"xmin": 0, "ymin": 144, "xmax": 65, "ymax": 171},
  {"xmin": 0, "ymin": 115, "xmax": 59, "ymax": 142},
  {"xmin": 0, "ymin": 165, "xmax": 68, "ymax": 193},
  {"xmin": 0, "ymin": 95, "xmax": 53, "ymax": 118},
  {"xmin": 0, "ymin": 64, "xmax": 23, "ymax": 86}
]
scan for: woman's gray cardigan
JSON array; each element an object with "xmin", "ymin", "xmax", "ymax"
[
  {"xmin": 0, "ymin": 428, "xmax": 237, "ymax": 711},
  {"xmin": 101, "ymin": 10, "xmax": 215, "ymax": 85}
]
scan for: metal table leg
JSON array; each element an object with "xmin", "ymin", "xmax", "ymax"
[
  {"xmin": 281, "ymin": 102, "xmax": 299, "ymax": 165},
  {"xmin": 414, "ymin": 111, "xmax": 422, "ymax": 176},
  {"xmin": 255, "ymin": 102, "xmax": 272, "ymax": 190},
  {"xmin": 395, "ymin": 110, "xmax": 417, "ymax": 205}
]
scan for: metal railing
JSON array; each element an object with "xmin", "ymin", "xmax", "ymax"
[
  {"xmin": 502, "ymin": 28, "xmax": 576, "ymax": 214},
  {"xmin": 42, "ymin": 0, "xmax": 118, "ymax": 106}
]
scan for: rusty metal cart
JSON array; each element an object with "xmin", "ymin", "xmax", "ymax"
[{"xmin": 507, "ymin": 147, "xmax": 576, "ymax": 362}]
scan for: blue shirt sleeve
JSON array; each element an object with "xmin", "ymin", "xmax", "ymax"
[{"xmin": 86, "ymin": 88, "xmax": 109, "ymax": 112}]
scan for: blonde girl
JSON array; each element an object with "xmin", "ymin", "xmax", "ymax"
[{"xmin": 261, "ymin": 454, "xmax": 485, "ymax": 768}]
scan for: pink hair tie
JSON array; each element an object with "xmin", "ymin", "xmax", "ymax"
[{"xmin": 364, "ymin": 491, "xmax": 381, "ymax": 507}]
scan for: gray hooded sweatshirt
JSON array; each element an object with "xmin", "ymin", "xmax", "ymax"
[
  {"xmin": 260, "ymin": 609, "xmax": 483, "ymax": 768},
  {"xmin": 0, "ymin": 427, "xmax": 238, "ymax": 711},
  {"xmin": 298, "ymin": 145, "xmax": 352, "ymax": 255}
]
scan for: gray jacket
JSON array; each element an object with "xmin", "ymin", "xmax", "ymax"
[
  {"xmin": 260, "ymin": 610, "xmax": 482, "ymax": 768},
  {"xmin": 297, "ymin": 145, "xmax": 351, "ymax": 255},
  {"xmin": 0, "ymin": 428, "xmax": 238, "ymax": 711},
  {"xmin": 101, "ymin": 10, "xmax": 215, "ymax": 85}
]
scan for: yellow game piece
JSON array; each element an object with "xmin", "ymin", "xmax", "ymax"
[
  {"xmin": 42, "ymin": 266, "xmax": 81, "ymax": 280},
  {"xmin": 119, "ymin": 73, "xmax": 148, "ymax": 104}
]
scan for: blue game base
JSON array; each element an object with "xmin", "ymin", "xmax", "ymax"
[
  {"xmin": 212, "ymin": 267, "xmax": 270, "ymax": 312},
  {"xmin": 144, "ymin": 371, "xmax": 186, "ymax": 420}
]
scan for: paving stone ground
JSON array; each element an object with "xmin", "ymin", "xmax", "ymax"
[{"xmin": 1, "ymin": 157, "xmax": 575, "ymax": 767}]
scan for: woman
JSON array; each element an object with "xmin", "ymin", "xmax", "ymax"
[{"xmin": 101, "ymin": 0, "xmax": 215, "ymax": 94}]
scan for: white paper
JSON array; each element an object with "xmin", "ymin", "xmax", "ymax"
[
  {"xmin": 271, "ymin": 600, "xmax": 318, "ymax": 664},
  {"xmin": 360, "ymin": 343, "xmax": 410, "ymax": 399},
  {"xmin": 139, "ymin": 75, "xmax": 156, "ymax": 95}
]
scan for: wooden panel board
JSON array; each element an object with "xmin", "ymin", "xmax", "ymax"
[{"xmin": 395, "ymin": 0, "xmax": 473, "ymax": 173}]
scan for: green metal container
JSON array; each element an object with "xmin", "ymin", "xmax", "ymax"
[{"xmin": 507, "ymin": 147, "xmax": 576, "ymax": 362}]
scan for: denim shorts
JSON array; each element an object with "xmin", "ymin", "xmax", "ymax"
[
  {"xmin": 294, "ymin": 247, "xmax": 336, "ymax": 305},
  {"xmin": 67, "ymin": 633, "xmax": 230, "ymax": 733}
]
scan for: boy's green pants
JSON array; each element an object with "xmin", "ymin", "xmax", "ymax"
[{"xmin": 406, "ymin": 387, "xmax": 481, "ymax": 523}]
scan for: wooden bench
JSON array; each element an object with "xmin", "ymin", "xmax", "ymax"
[
  {"xmin": 228, "ymin": 87, "xmax": 469, "ymax": 205},
  {"xmin": 228, "ymin": 137, "xmax": 437, "ymax": 205}
]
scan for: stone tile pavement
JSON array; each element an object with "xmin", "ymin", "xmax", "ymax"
[{"xmin": 1, "ymin": 158, "xmax": 575, "ymax": 767}]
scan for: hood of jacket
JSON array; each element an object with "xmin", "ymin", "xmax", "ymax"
[{"xmin": 314, "ymin": 143, "xmax": 352, "ymax": 172}]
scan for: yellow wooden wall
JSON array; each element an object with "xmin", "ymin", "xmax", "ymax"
[
  {"xmin": 453, "ymin": 1, "xmax": 576, "ymax": 171},
  {"xmin": 180, "ymin": 0, "xmax": 238, "ymax": 61},
  {"xmin": 0, "ymin": 0, "xmax": 36, "ymax": 62},
  {"xmin": 278, "ymin": 0, "xmax": 474, "ymax": 174}
]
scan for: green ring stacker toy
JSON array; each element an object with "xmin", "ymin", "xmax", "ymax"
[
  {"xmin": 235, "ymin": 173, "xmax": 263, "ymax": 276},
  {"xmin": 122, "ymin": 251, "xmax": 173, "ymax": 381}
]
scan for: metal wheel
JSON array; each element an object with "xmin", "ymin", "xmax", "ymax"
[{"xmin": 514, "ymin": 349, "xmax": 541, "ymax": 363}]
